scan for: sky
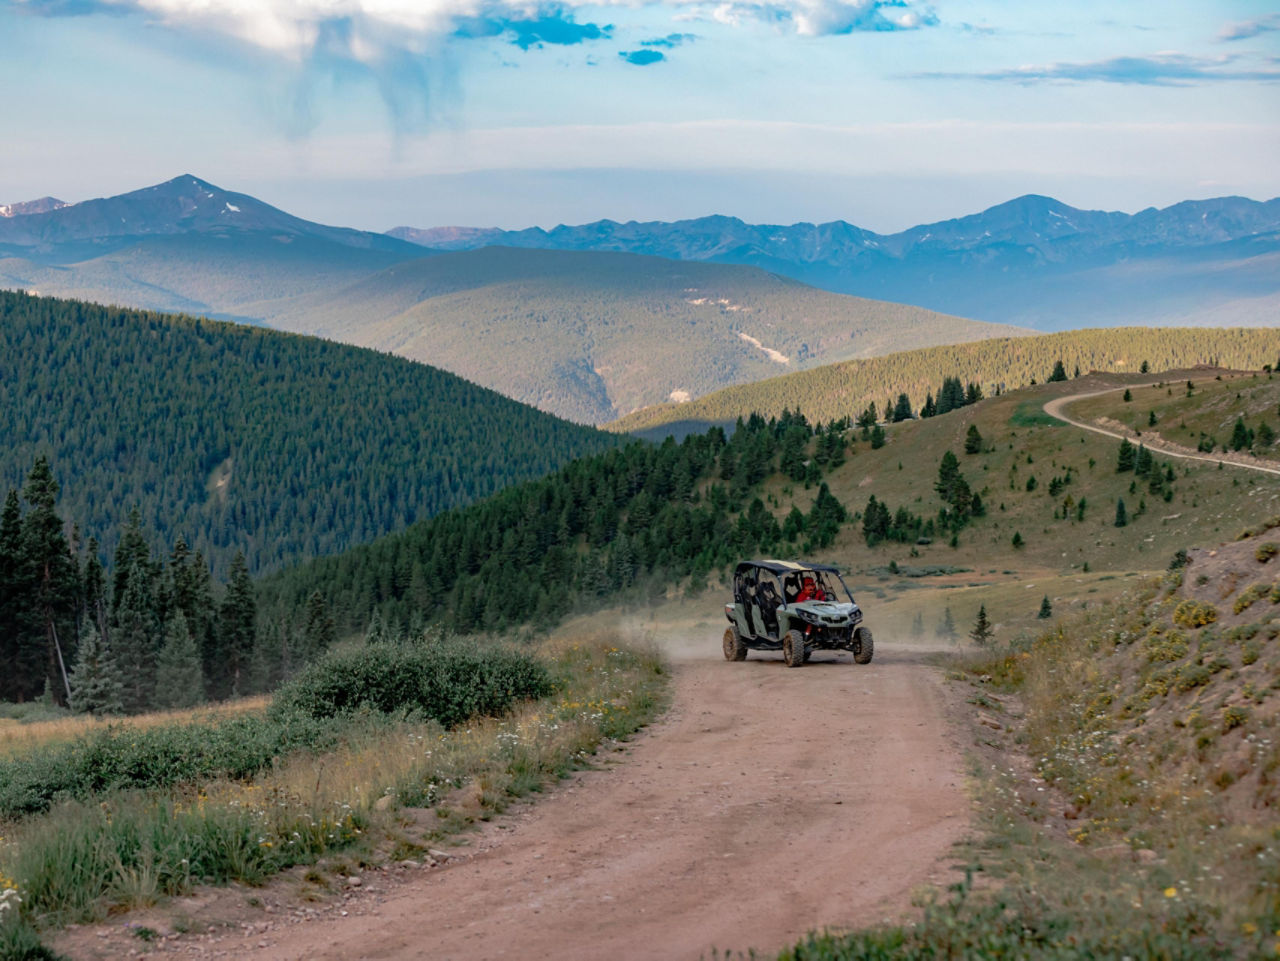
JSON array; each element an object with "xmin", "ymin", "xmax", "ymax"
[{"xmin": 1, "ymin": 0, "xmax": 1278, "ymax": 232}]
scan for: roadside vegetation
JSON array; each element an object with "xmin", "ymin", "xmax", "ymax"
[
  {"xmin": 0, "ymin": 631, "xmax": 667, "ymax": 957},
  {"xmin": 778, "ymin": 525, "xmax": 1280, "ymax": 959}
]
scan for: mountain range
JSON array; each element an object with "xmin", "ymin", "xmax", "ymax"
[
  {"xmin": 0, "ymin": 175, "xmax": 1017, "ymax": 424},
  {"xmin": 2, "ymin": 176, "xmax": 1276, "ymax": 423},
  {"xmin": 391, "ymin": 195, "xmax": 1280, "ymax": 330}
]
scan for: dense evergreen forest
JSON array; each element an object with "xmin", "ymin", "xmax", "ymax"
[
  {"xmin": 0, "ymin": 291, "xmax": 617, "ymax": 576},
  {"xmin": 612, "ymin": 327, "xmax": 1280, "ymax": 433},
  {"xmin": 259, "ymin": 412, "xmax": 851, "ymax": 635},
  {"xmin": 1, "ymin": 458, "xmax": 262, "ymax": 711}
]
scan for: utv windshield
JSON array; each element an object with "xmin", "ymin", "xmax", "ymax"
[{"xmin": 782, "ymin": 569, "xmax": 855, "ymax": 606}]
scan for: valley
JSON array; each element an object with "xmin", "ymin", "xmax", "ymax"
[{"xmin": 8, "ymin": 4, "xmax": 1280, "ymax": 957}]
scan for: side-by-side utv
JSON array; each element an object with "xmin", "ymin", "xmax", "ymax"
[{"xmin": 723, "ymin": 559, "xmax": 873, "ymax": 668}]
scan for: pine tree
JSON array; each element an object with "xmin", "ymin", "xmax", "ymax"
[
  {"xmin": 114, "ymin": 564, "xmax": 159, "ymax": 713},
  {"xmin": 869, "ymin": 425, "xmax": 886, "ymax": 449},
  {"xmin": 1116, "ymin": 439, "xmax": 1136, "ymax": 472},
  {"xmin": 1114, "ymin": 498, "xmax": 1128, "ymax": 528},
  {"xmin": 939, "ymin": 607, "xmax": 957, "ymax": 643},
  {"xmin": 1123, "ymin": 389, "xmax": 1132, "ymax": 402},
  {"xmin": 1048, "ymin": 360, "xmax": 1067, "ymax": 382},
  {"xmin": 1231, "ymin": 417, "xmax": 1253, "ymax": 451},
  {"xmin": 969, "ymin": 605, "xmax": 993, "ymax": 647},
  {"xmin": 68, "ymin": 620, "xmax": 124, "ymax": 717},
  {"xmin": 153, "ymin": 612, "xmax": 205, "ymax": 710},
  {"xmin": 216, "ymin": 551, "xmax": 257, "ymax": 698},
  {"xmin": 892, "ymin": 393, "xmax": 913, "ymax": 423},
  {"xmin": 18, "ymin": 457, "xmax": 77, "ymax": 704},
  {"xmin": 300, "ymin": 590, "xmax": 337, "ymax": 664},
  {"xmin": 0, "ymin": 490, "xmax": 21, "ymax": 702},
  {"xmin": 964, "ymin": 424, "xmax": 983, "ymax": 454},
  {"xmin": 1037, "ymin": 595, "xmax": 1053, "ymax": 619}
]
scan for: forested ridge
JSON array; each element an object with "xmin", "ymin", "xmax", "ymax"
[
  {"xmin": 258, "ymin": 412, "xmax": 850, "ymax": 634},
  {"xmin": 611, "ymin": 327, "xmax": 1280, "ymax": 433},
  {"xmin": 0, "ymin": 291, "xmax": 617, "ymax": 575}
]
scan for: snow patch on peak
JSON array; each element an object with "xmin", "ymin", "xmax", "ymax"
[{"xmin": 224, "ymin": 202, "xmax": 241, "ymax": 213}]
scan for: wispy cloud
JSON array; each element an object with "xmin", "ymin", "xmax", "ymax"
[
  {"xmin": 915, "ymin": 53, "xmax": 1280, "ymax": 85},
  {"xmin": 10, "ymin": 0, "xmax": 937, "ymax": 132},
  {"xmin": 704, "ymin": 0, "xmax": 936, "ymax": 36},
  {"xmin": 1218, "ymin": 14, "xmax": 1280, "ymax": 42},
  {"xmin": 640, "ymin": 32, "xmax": 697, "ymax": 48},
  {"xmin": 620, "ymin": 49, "xmax": 666, "ymax": 65},
  {"xmin": 454, "ymin": 10, "xmax": 611, "ymax": 51}
]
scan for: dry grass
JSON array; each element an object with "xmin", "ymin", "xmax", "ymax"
[
  {"xmin": 0, "ymin": 696, "xmax": 270, "ymax": 757},
  {"xmin": 3, "ymin": 630, "xmax": 667, "ymax": 947}
]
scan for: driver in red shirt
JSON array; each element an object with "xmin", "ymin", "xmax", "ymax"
[{"xmin": 795, "ymin": 576, "xmax": 821, "ymax": 602}]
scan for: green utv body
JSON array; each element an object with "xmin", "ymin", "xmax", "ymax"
[{"xmin": 723, "ymin": 559, "xmax": 873, "ymax": 668}]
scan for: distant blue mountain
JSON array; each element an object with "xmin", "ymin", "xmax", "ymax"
[{"xmin": 389, "ymin": 194, "xmax": 1280, "ymax": 330}]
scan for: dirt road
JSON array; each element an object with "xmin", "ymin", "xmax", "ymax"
[
  {"xmin": 156, "ymin": 645, "xmax": 966, "ymax": 961},
  {"xmin": 1044, "ymin": 387, "xmax": 1280, "ymax": 478}
]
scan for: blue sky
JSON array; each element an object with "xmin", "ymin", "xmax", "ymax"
[{"xmin": 1, "ymin": 0, "xmax": 1277, "ymax": 231}]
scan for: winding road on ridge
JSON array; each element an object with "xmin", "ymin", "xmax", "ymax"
[
  {"xmin": 1043, "ymin": 386, "xmax": 1280, "ymax": 478},
  {"xmin": 170, "ymin": 646, "xmax": 968, "ymax": 961}
]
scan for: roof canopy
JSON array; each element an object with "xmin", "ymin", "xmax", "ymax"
[{"xmin": 736, "ymin": 559, "xmax": 842, "ymax": 575}]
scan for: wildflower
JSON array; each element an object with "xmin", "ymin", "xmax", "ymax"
[{"xmin": 1163, "ymin": 887, "xmax": 1178, "ymax": 898}]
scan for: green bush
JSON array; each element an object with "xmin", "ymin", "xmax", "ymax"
[
  {"xmin": 271, "ymin": 639, "xmax": 553, "ymax": 728},
  {"xmin": 1174, "ymin": 664, "xmax": 1212, "ymax": 692},
  {"xmin": 1256, "ymin": 542, "xmax": 1278, "ymax": 563},
  {"xmin": 1233, "ymin": 583, "xmax": 1269, "ymax": 615},
  {"xmin": 1173, "ymin": 600, "xmax": 1218, "ymax": 629},
  {"xmin": 1143, "ymin": 629, "xmax": 1187, "ymax": 663},
  {"xmin": 0, "ymin": 711, "xmax": 354, "ymax": 820}
]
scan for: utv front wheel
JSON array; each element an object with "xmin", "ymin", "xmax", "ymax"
[
  {"xmin": 783, "ymin": 629, "xmax": 806, "ymax": 668},
  {"xmin": 723, "ymin": 626, "xmax": 747, "ymax": 662},
  {"xmin": 853, "ymin": 627, "xmax": 874, "ymax": 664}
]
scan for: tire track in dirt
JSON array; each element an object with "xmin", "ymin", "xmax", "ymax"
[{"xmin": 170, "ymin": 646, "xmax": 969, "ymax": 961}]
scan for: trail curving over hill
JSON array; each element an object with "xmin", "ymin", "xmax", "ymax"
[
  {"xmin": 157, "ymin": 647, "xmax": 968, "ymax": 961},
  {"xmin": 1044, "ymin": 387, "xmax": 1280, "ymax": 478}
]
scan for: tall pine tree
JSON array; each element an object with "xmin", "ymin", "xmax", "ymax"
[
  {"xmin": 68, "ymin": 620, "xmax": 124, "ymax": 716},
  {"xmin": 18, "ymin": 457, "xmax": 77, "ymax": 704},
  {"xmin": 153, "ymin": 611, "xmax": 205, "ymax": 710},
  {"xmin": 217, "ymin": 551, "xmax": 257, "ymax": 698}
]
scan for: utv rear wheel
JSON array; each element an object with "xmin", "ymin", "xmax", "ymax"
[
  {"xmin": 723, "ymin": 626, "xmax": 747, "ymax": 661},
  {"xmin": 853, "ymin": 627, "xmax": 874, "ymax": 664},
  {"xmin": 783, "ymin": 629, "xmax": 806, "ymax": 668}
]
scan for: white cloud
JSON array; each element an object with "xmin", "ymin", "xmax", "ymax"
[{"xmin": 18, "ymin": 0, "xmax": 936, "ymax": 61}]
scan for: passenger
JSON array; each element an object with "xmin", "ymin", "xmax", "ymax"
[{"xmin": 795, "ymin": 576, "xmax": 821, "ymax": 602}]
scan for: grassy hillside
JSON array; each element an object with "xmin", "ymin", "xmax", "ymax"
[
  {"xmin": 777, "ymin": 533, "xmax": 1280, "ymax": 958},
  {"xmin": 610, "ymin": 327, "xmax": 1280, "ymax": 435},
  {"xmin": 0, "ymin": 291, "xmax": 617, "ymax": 575},
  {"xmin": 261, "ymin": 365, "xmax": 1279, "ymax": 648},
  {"xmin": 1068, "ymin": 373, "xmax": 1280, "ymax": 464},
  {"xmin": 260, "ymin": 246, "xmax": 1022, "ymax": 424}
]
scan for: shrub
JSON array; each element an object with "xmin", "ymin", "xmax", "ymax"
[
  {"xmin": 1143, "ymin": 629, "xmax": 1187, "ymax": 663},
  {"xmin": 1223, "ymin": 705, "xmax": 1250, "ymax": 731},
  {"xmin": 0, "ymin": 710, "xmax": 354, "ymax": 820},
  {"xmin": 1233, "ymin": 583, "xmax": 1269, "ymax": 615},
  {"xmin": 1173, "ymin": 600, "xmax": 1218, "ymax": 629},
  {"xmin": 1173, "ymin": 664, "xmax": 1212, "ymax": 692},
  {"xmin": 272, "ymin": 639, "xmax": 553, "ymax": 728},
  {"xmin": 1256, "ymin": 542, "xmax": 1278, "ymax": 563}
]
